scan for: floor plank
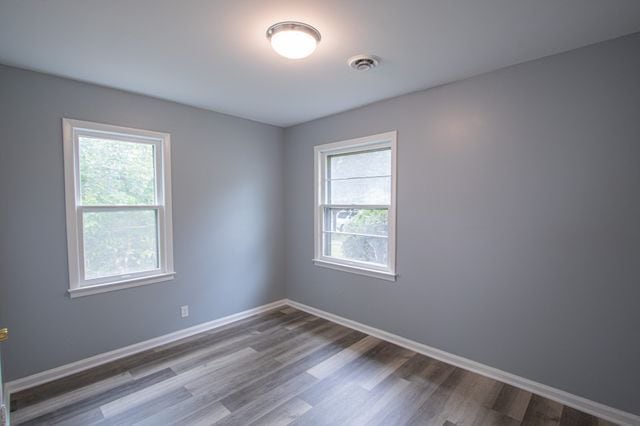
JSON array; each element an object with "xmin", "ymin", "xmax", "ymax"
[
  {"xmin": 293, "ymin": 381, "xmax": 371, "ymax": 425},
  {"xmin": 17, "ymin": 368, "xmax": 175, "ymax": 425},
  {"xmin": 306, "ymin": 335, "xmax": 380, "ymax": 379},
  {"xmin": 9, "ymin": 372, "xmax": 133, "ymax": 424},
  {"xmin": 250, "ymin": 397, "xmax": 312, "ymax": 426},
  {"xmin": 133, "ymin": 395, "xmax": 230, "ymax": 426},
  {"xmin": 493, "ymin": 384, "xmax": 533, "ymax": 422},
  {"xmin": 521, "ymin": 394, "xmax": 564, "ymax": 426}
]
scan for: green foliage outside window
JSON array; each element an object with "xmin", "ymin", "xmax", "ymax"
[{"xmin": 79, "ymin": 138, "xmax": 158, "ymax": 279}]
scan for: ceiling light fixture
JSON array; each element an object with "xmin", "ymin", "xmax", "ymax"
[{"xmin": 266, "ymin": 21, "xmax": 321, "ymax": 59}]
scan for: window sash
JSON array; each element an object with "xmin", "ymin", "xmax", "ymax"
[
  {"xmin": 74, "ymin": 133, "xmax": 164, "ymax": 208},
  {"xmin": 63, "ymin": 119, "xmax": 174, "ymax": 293},
  {"xmin": 320, "ymin": 206, "xmax": 390, "ymax": 268},
  {"xmin": 313, "ymin": 132, "xmax": 397, "ymax": 278},
  {"xmin": 74, "ymin": 134, "xmax": 165, "ymax": 286},
  {"xmin": 77, "ymin": 205, "xmax": 165, "ymax": 286}
]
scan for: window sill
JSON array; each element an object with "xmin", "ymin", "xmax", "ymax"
[
  {"xmin": 312, "ymin": 259, "xmax": 397, "ymax": 282},
  {"xmin": 68, "ymin": 272, "xmax": 176, "ymax": 298}
]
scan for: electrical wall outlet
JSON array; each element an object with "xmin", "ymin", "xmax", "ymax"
[{"xmin": 180, "ymin": 305, "xmax": 189, "ymax": 318}]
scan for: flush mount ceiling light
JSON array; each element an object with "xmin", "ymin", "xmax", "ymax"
[{"xmin": 266, "ymin": 21, "xmax": 321, "ymax": 59}]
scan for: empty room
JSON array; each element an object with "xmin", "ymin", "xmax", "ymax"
[{"xmin": 0, "ymin": 1, "xmax": 639, "ymax": 425}]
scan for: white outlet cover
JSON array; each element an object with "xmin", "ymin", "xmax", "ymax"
[{"xmin": 181, "ymin": 305, "xmax": 189, "ymax": 317}]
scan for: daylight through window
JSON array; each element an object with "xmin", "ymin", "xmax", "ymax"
[
  {"xmin": 314, "ymin": 131, "xmax": 397, "ymax": 280},
  {"xmin": 63, "ymin": 119, "xmax": 174, "ymax": 297}
]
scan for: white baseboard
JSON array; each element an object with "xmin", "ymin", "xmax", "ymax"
[
  {"xmin": 285, "ymin": 299, "xmax": 639, "ymax": 426},
  {"xmin": 4, "ymin": 299, "xmax": 287, "ymax": 396}
]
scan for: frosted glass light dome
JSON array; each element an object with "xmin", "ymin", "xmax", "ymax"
[{"xmin": 266, "ymin": 22, "xmax": 321, "ymax": 59}]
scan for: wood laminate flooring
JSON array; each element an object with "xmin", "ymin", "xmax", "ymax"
[{"xmin": 10, "ymin": 306, "xmax": 616, "ymax": 425}]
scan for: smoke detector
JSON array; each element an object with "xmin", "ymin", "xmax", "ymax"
[{"xmin": 348, "ymin": 55, "xmax": 379, "ymax": 71}]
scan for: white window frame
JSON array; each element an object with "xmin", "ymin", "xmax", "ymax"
[
  {"xmin": 313, "ymin": 131, "xmax": 397, "ymax": 281},
  {"xmin": 63, "ymin": 119, "xmax": 175, "ymax": 298}
]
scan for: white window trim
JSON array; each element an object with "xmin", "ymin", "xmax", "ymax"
[
  {"xmin": 313, "ymin": 131, "xmax": 397, "ymax": 281},
  {"xmin": 62, "ymin": 119, "xmax": 175, "ymax": 298}
]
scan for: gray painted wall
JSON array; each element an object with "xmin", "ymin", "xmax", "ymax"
[
  {"xmin": 0, "ymin": 65, "xmax": 285, "ymax": 381},
  {"xmin": 284, "ymin": 33, "xmax": 640, "ymax": 415}
]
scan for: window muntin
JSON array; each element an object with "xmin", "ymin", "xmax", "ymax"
[
  {"xmin": 63, "ymin": 119, "xmax": 174, "ymax": 295},
  {"xmin": 314, "ymin": 132, "xmax": 397, "ymax": 279}
]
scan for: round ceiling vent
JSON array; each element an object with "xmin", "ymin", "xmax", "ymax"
[{"xmin": 348, "ymin": 55, "xmax": 379, "ymax": 71}]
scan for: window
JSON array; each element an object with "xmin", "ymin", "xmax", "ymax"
[
  {"xmin": 63, "ymin": 119, "xmax": 174, "ymax": 297},
  {"xmin": 313, "ymin": 131, "xmax": 397, "ymax": 280}
]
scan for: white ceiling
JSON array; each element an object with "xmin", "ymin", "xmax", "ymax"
[{"xmin": 1, "ymin": 1, "xmax": 640, "ymax": 127}]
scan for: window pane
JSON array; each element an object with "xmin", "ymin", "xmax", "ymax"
[
  {"xmin": 324, "ymin": 233, "xmax": 388, "ymax": 265},
  {"xmin": 83, "ymin": 210, "xmax": 158, "ymax": 281},
  {"xmin": 328, "ymin": 177, "xmax": 390, "ymax": 204},
  {"xmin": 79, "ymin": 137, "xmax": 156, "ymax": 205},
  {"xmin": 328, "ymin": 148, "xmax": 390, "ymax": 179},
  {"xmin": 324, "ymin": 208, "xmax": 388, "ymax": 236}
]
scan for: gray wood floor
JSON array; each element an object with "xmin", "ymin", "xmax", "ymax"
[{"xmin": 10, "ymin": 306, "xmax": 615, "ymax": 425}]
